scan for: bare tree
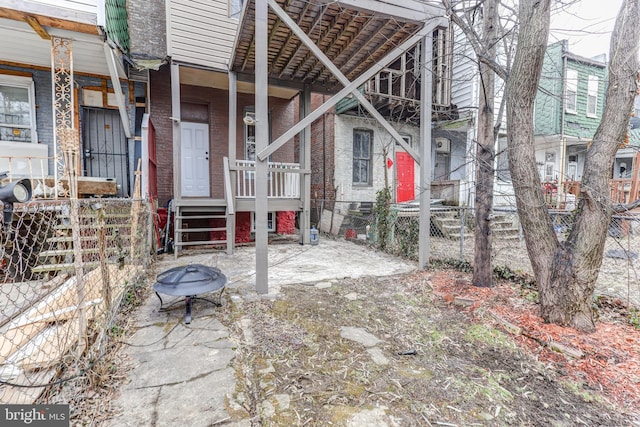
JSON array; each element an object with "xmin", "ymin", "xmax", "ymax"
[
  {"xmin": 449, "ymin": 0, "xmax": 640, "ymax": 331},
  {"xmin": 508, "ymin": 0, "xmax": 640, "ymax": 331}
]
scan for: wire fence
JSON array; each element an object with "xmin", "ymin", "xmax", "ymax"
[
  {"xmin": 0, "ymin": 198, "xmax": 153, "ymax": 406},
  {"xmin": 313, "ymin": 200, "xmax": 640, "ymax": 308}
]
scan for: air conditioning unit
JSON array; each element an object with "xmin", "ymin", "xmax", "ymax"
[{"xmin": 435, "ymin": 138, "xmax": 450, "ymax": 153}]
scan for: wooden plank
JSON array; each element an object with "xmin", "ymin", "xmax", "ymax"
[
  {"xmin": 5, "ymin": 322, "xmax": 79, "ymax": 370},
  {"xmin": 43, "ymin": 177, "xmax": 117, "ymax": 196},
  {"xmin": 0, "ymin": 5, "xmax": 98, "ymax": 34},
  {"xmin": 0, "ymin": 368, "xmax": 56, "ymax": 404}
]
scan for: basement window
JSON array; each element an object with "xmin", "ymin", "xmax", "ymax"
[
  {"xmin": 0, "ymin": 74, "xmax": 37, "ymax": 143},
  {"xmin": 251, "ymin": 212, "xmax": 276, "ymax": 232}
]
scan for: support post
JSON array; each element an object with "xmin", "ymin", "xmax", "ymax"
[
  {"xmin": 419, "ymin": 34, "xmax": 432, "ymax": 269},
  {"xmin": 227, "ymin": 72, "xmax": 238, "ymax": 255},
  {"xmin": 255, "ymin": 0, "xmax": 269, "ymax": 294},
  {"xmin": 170, "ymin": 62, "xmax": 181, "ymax": 258},
  {"xmin": 299, "ymin": 85, "xmax": 311, "ymax": 244}
]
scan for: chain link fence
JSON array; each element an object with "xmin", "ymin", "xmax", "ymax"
[
  {"xmin": 0, "ymin": 198, "xmax": 153, "ymax": 406},
  {"xmin": 313, "ymin": 200, "xmax": 640, "ymax": 307}
]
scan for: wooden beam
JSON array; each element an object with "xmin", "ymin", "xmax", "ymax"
[
  {"xmin": 104, "ymin": 43, "xmax": 132, "ymax": 139},
  {"xmin": 24, "ymin": 15, "xmax": 50, "ymax": 40},
  {"xmin": 0, "ymin": 5, "xmax": 98, "ymax": 35},
  {"xmin": 255, "ymin": 0, "xmax": 269, "ymax": 294},
  {"xmin": 256, "ymin": 23, "xmax": 433, "ymax": 161},
  {"xmin": 263, "ymin": 0, "xmax": 420, "ymax": 162},
  {"xmin": 419, "ymin": 33, "xmax": 432, "ymax": 270}
]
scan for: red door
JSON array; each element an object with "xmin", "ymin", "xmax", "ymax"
[{"xmin": 395, "ymin": 151, "xmax": 415, "ymax": 203}]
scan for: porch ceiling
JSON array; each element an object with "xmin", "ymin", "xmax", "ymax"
[
  {"xmin": 231, "ymin": 0, "xmax": 442, "ymax": 95},
  {"xmin": 0, "ymin": 17, "xmax": 117, "ymax": 77}
]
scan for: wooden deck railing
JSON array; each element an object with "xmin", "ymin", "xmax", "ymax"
[{"xmin": 233, "ymin": 160, "xmax": 301, "ymax": 199}]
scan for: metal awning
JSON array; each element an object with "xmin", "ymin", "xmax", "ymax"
[{"xmin": 231, "ymin": 0, "xmax": 441, "ymax": 95}]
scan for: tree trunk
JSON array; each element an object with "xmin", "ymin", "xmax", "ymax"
[
  {"xmin": 473, "ymin": 0, "xmax": 499, "ymax": 287},
  {"xmin": 507, "ymin": 0, "xmax": 640, "ymax": 332}
]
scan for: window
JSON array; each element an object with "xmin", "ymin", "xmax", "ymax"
[
  {"xmin": 565, "ymin": 68, "xmax": 578, "ymax": 114},
  {"xmin": 0, "ymin": 75, "xmax": 37, "ymax": 143},
  {"xmin": 353, "ymin": 129, "xmax": 372, "ymax": 185},
  {"xmin": 229, "ymin": 0, "xmax": 244, "ymax": 19},
  {"xmin": 251, "ymin": 212, "xmax": 276, "ymax": 232},
  {"xmin": 587, "ymin": 75, "xmax": 599, "ymax": 117}
]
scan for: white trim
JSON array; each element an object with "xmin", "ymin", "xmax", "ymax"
[
  {"xmin": 0, "ymin": 74, "xmax": 38, "ymax": 143},
  {"xmin": 251, "ymin": 211, "xmax": 276, "ymax": 232},
  {"xmin": 587, "ymin": 75, "xmax": 598, "ymax": 118},
  {"xmin": 565, "ymin": 68, "xmax": 578, "ymax": 114}
]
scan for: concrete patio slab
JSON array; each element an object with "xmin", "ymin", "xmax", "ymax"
[{"xmin": 107, "ymin": 238, "xmax": 415, "ymax": 426}]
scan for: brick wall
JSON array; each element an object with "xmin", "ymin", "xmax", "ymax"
[
  {"xmin": 127, "ymin": 0, "xmax": 167, "ymax": 61},
  {"xmin": 308, "ymin": 93, "xmax": 336, "ymax": 214},
  {"xmin": 150, "ymin": 65, "xmax": 297, "ymax": 206}
]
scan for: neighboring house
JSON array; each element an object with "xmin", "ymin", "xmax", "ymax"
[
  {"xmin": 127, "ymin": 0, "xmax": 446, "ymax": 255},
  {"xmin": 533, "ymin": 40, "xmax": 608, "ymax": 190},
  {"xmin": 0, "ymin": 0, "xmax": 138, "ymax": 197},
  {"xmin": 309, "ymin": 26, "xmax": 466, "ymax": 214}
]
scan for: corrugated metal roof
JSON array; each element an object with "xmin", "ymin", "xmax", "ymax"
[{"xmin": 231, "ymin": 0, "xmax": 437, "ymax": 95}]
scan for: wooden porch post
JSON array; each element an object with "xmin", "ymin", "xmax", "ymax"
[
  {"xmin": 255, "ymin": 0, "xmax": 269, "ymax": 294},
  {"xmin": 419, "ymin": 34, "xmax": 433, "ymax": 269},
  {"xmin": 171, "ymin": 62, "xmax": 182, "ymax": 258},
  {"xmin": 227, "ymin": 71, "xmax": 238, "ymax": 255},
  {"xmin": 299, "ymin": 85, "xmax": 311, "ymax": 244}
]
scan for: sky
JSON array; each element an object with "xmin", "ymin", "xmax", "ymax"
[{"xmin": 549, "ymin": 0, "xmax": 624, "ymax": 60}]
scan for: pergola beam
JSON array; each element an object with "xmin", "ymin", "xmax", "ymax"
[{"xmin": 258, "ymin": 0, "xmax": 439, "ymax": 162}]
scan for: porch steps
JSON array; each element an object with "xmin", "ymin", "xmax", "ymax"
[
  {"xmin": 34, "ymin": 209, "xmax": 130, "ymax": 275},
  {"xmin": 430, "ymin": 210, "xmax": 520, "ymax": 241},
  {"xmin": 173, "ymin": 200, "xmax": 231, "ymax": 256}
]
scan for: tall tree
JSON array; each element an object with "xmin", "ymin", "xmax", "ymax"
[
  {"xmin": 473, "ymin": 0, "xmax": 500, "ymax": 287},
  {"xmin": 449, "ymin": 0, "xmax": 640, "ymax": 331},
  {"xmin": 508, "ymin": 0, "xmax": 640, "ymax": 331}
]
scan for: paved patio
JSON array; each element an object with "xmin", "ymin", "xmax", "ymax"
[{"xmin": 107, "ymin": 238, "xmax": 416, "ymax": 426}]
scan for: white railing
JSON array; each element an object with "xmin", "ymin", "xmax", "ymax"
[{"xmin": 235, "ymin": 160, "xmax": 301, "ymax": 199}]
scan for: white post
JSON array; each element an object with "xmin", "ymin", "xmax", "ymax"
[
  {"xmin": 419, "ymin": 34, "xmax": 433, "ymax": 269},
  {"xmin": 255, "ymin": 0, "xmax": 269, "ymax": 294}
]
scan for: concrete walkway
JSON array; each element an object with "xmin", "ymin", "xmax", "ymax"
[{"xmin": 107, "ymin": 239, "xmax": 415, "ymax": 426}]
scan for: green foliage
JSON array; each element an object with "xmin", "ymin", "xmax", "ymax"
[
  {"xmin": 374, "ymin": 187, "xmax": 392, "ymax": 250},
  {"xmin": 395, "ymin": 217, "xmax": 419, "ymax": 258},
  {"xmin": 630, "ymin": 308, "xmax": 640, "ymax": 329}
]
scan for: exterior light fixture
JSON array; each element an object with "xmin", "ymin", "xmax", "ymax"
[{"xmin": 0, "ymin": 173, "xmax": 33, "ymax": 226}]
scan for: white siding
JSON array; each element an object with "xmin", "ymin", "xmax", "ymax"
[
  {"xmin": 0, "ymin": 0, "xmax": 99, "ymax": 24},
  {"xmin": 450, "ymin": 27, "xmax": 478, "ymax": 112},
  {"xmin": 168, "ymin": 0, "xmax": 239, "ymax": 71},
  {"xmin": 333, "ymin": 115, "xmax": 421, "ymax": 205}
]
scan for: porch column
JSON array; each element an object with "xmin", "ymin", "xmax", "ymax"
[
  {"xmin": 255, "ymin": 0, "xmax": 269, "ymax": 294},
  {"xmin": 51, "ymin": 36, "xmax": 74, "ymax": 190},
  {"xmin": 227, "ymin": 71, "xmax": 238, "ymax": 255},
  {"xmin": 170, "ymin": 62, "xmax": 182, "ymax": 258},
  {"xmin": 419, "ymin": 34, "xmax": 433, "ymax": 269},
  {"xmin": 299, "ymin": 85, "xmax": 311, "ymax": 244}
]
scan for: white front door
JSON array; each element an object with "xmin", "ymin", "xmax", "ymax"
[{"xmin": 181, "ymin": 122, "xmax": 210, "ymax": 197}]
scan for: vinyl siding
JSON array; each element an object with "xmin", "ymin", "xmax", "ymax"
[{"xmin": 167, "ymin": 0, "xmax": 239, "ymax": 71}]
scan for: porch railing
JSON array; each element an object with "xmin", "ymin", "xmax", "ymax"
[
  {"xmin": 610, "ymin": 178, "xmax": 640, "ymax": 204},
  {"xmin": 234, "ymin": 160, "xmax": 301, "ymax": 199}
]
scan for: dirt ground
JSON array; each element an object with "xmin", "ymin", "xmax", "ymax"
[{"xmin": 221, "ymin": 269, "xmax": 640, "ymax": 426}]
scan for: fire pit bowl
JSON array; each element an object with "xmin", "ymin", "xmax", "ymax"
[{"xmin": 153, "ymin": 264, "xmax": 227, "ymax": 323}]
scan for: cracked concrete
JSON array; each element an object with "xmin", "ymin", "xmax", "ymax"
[{"xmin": 107, "ymin": 238, "xmax": 415, "ymax": 426}]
